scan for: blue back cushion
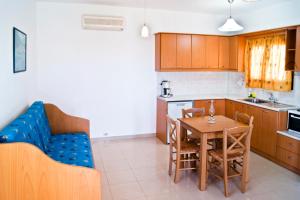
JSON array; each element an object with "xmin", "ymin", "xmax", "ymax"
[
  {"xmin": 0, "ymin": 101, "xmax": 52, "ymax": 152},
  {"xmin": 27, "ymin": 102, "xmax": 52, "ymax": 149}
]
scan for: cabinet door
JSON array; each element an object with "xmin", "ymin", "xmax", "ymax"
[
  {"xmin": 247, "ymin": 105, "xmax": 263, "ymax": 150},
  {"xmin": 177, "ymin": 34, "xmax": 192, "ymax": 68},
  {"xmin": 192, "ymin": 35, "xmax": 206, "ymax": 68},
  {"xmin": 161, "ymin": 34, "xmax": 177, "ymax": 69},
  {"xmin": 206, "ymin": 36, "xmax": 219, "ymax": 69},
  {"xmin": 194, "ymin": 99, "xmax": 225, "ymax": 116},
  {"xmin": 296, "ymin": 26, "xmax": 300, "ymax": 72},
  {"xmin": 261, "ymin": 109, "xmax": 278, "ymax": 157},
  {"xmin": 235, "ymin": 102, "xmax": 248, "ymax": 114},
  {"xmin": 225, "ymin": 100, "xmax": 235, "ymax": 119},
  {"xmin": 219, "ymin": 37, "xmax": 230, "ymax": 70},
  {"xmin": 229, "ymin": 36, "xmax": 238, "ymax": 70}
]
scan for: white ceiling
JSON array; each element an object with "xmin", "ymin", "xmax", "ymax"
[{"xmin": 38, "ymin": 0, "xmax": 292, "ymax": 15}]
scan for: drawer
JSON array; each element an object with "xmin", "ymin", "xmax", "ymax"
[
  {"xmin": 277, "ymin": 134, "xmax": 300, "ymax": 155},
  {"xmin": 277, "ymin": 147, "xmax": 300, "ymax": 169}
]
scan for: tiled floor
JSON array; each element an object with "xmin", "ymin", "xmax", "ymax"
[{"xmin": 92, "ymin": 137, "xmax": 300, "ymax": 200}]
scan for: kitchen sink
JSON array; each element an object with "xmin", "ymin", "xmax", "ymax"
[
  {"xmin": 240, "ymin": 98, "xmax": 295, "ymax": 109},
  {"xmin": 241, "ymin": 98, "xmax": 269, "ymax": 104}
]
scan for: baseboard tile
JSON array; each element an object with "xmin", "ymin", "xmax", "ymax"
[{"xmin": 91, "ymin": 133, "xmax": 156, "ymax": 142}]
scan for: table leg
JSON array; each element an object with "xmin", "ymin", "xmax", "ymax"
[{"xmin": 199, "ymin": 133, "xmax": 208, "ymax": 191}]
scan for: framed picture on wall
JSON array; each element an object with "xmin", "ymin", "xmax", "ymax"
[{"xmin": 13, "ymin": 27, "xmax": 27, "ymax": 73}]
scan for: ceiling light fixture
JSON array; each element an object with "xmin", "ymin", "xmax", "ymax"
[
  {"xmin": 141, "ymin": 0, "xmax": 150, "ymax": 38},
  {"xmin": 218, "ymin": 0, "xmax": 244, "ymax": 32}
]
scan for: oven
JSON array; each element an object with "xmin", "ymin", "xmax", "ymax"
[{"xmin": 288, "ymin": 110, "xmax": 300, "ymax": 133}]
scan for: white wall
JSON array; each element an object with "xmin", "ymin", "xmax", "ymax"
[
  {"xmin": 35, "ymin": 1, "xmax": 300, "ymax": 138},
  {"xmin": 0, "ymin": 0, "xmax": 36, "ymax": 129},
  {"xmin": 36, "ymin": 2, "xmax": 226, "ymax": 138}
]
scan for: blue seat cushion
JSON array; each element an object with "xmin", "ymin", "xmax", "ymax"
[{"xmin": 45, "ymin": 133, "xmax": 94, "ymax": 168}]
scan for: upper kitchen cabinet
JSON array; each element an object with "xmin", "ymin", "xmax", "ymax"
[
  {"xmin": 295, "ymin": 27, "xmax": 300, "ymax": 71},
  {"xmin": 155, "ymin": 32, "xmax": 245, "ymax": 72},
  {"xmin": 177, "ymin": 34, "xmax": 192, "ymax": 68},
  {"xmin": 286, "ymin": 28, "xmax": 297, "ymax": 71},
  {"xmin": 219, "ymin": 37, "xmax": 230, "ymax": 70},
  {"xmin": 206, "ymin": 36, "xmax": 219, "ymax": 69},
  {"xmin": 192, "ymin": 35, "xmax": 206, "ymax": 68},
  {"xmin": 229, "ymin": 36, "xmax": 246, "ymax": 72},
  {"xmin": 155, "ymin": 33, "xmax": 177, "ymax": 71}
]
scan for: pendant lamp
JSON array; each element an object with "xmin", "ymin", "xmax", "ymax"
[
  {"xmin": 218, "ymin": 0, "xmax": 244, "ymax": 32},
  {"xmin": 141, "ymin": 0, "xmax": 150, "ymax": 38}
]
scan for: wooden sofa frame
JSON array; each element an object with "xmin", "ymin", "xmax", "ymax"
[{"xmin": 0, "ymin": 103, "xmax": 101, "ymax": 200}]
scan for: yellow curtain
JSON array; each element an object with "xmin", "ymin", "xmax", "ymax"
[{"xmin": 245, "ymin": 34, "xmax": 292, "ymax": 91}]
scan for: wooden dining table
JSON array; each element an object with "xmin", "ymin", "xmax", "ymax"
[{"xmin": 178, "ymin": 115, "xmax": 247, "ymax": 191}]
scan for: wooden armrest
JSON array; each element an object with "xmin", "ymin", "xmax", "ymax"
[
  {"xmin": 0, "ymin": 143, "xmax": 101, "ymax": 200},
  {"xmin": 45, "ymin": 103, "xmax": 90, "ymax": 136}
]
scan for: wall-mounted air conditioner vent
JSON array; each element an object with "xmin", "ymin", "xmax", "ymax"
[{"xmin": 82, "ymin": 15, "xmax": 125, "ymax": 31}]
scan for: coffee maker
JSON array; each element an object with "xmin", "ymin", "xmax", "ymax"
[{"xmin": 160, "ymin": 80, "xmax": 173, "ymax": 98}]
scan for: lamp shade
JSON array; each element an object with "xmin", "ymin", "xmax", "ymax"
[
  {"xmin": 218, "ymin": 18, "xmax": 244, "ymax": 32},
  {"xmin": 141, "ymin": 24, "xmax": 150, "ymax": 38}
]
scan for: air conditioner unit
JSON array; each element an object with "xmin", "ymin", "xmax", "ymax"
[{"xmin": 82, "ymin": 15, "xmax": 125, "ymax": 31}]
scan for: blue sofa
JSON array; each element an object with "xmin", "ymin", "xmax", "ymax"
[
  {"xmin": 0, "ymin": 101, "xmax": 94, "ymax": 168},
  {"xmin": 0, "ymin": 101, "xmax": 100, "ymax": 200}
]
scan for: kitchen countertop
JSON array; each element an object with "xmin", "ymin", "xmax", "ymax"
[{"xmin": 158, "ymin": 94, "xmax": 299, "ymax": 112}]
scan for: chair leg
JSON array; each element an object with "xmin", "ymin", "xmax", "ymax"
[
  {"xmin": 241, "ymin": 154, "xmax": 249, "ymax": 193},
  {"xmin": 223, "ymin": 160, "xmax": 229, "ymax": 197},
  {"xmin": 174, "ymin": 154, "xmax": 181, "ymax": 183},
  {"xmin": 168, "ymin": 153, "xmax": 172, "ymax": 176}
]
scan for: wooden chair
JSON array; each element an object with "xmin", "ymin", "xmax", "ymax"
[
  {"xmin": 207, "ymin": 125, "xmax": 253, "ymax": 197},
  {"xmin": 167, "ymin": 115, "xmax": 199, "ymax": 183},
  {"xmin": 182, "ymin": 108, "xmax": 205, "ymax": 142}
]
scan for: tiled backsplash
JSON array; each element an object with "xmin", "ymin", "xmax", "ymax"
[{"xmin": 157, "ymin": 72, "xmax": 300, "ymax": 106}]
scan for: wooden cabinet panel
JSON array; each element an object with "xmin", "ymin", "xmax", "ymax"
[
  {"xmin": 261, "ymin": 109, "xmax": 278, "ymax": 157},
  {"xmin": 205, "ymin": 36, "xmax": 219, "ymax": 69},
  {"xmin": 177, "ymin": 34, "xmax": 192, "ymax": 68},
  {"xmin": 225, "ymin": 100, "xmax": 235, "ymax": 119},
  {"xmin": 219, "ymin": 37, "xmax": 230, "ymax": 70},
  {"xmin": 229, "ymin": 36, "xmax": 238, "ymax": 70},
  {"xmin": 156, "ymin": 98, "xmax": 168, "ymax": 144},
  {"xmin": 277, "ymin": 134, "xmax": 300, "ymax": 155},
  {"xmin": 229, "ymin": 36, "xmax": 245, "ymax": 71},
  {"xmin": 247, "ymin": 105, "xmax": 263, "ymax": 150},
  {"xmin": 192, "ymin": 35, "xmax": 206, "ymax": 68},
  {"xmin": 160, "ymin": 34, "xmax": 177, "ymax": 69},
  {"xmin": 296, "ymin": 27, "xmax": 300, "ymax": 72},
  {"xmin": 194, "ymin": 99, "xmax": 225, "ymax": 116},
  {"xmin": 235, "ymin": 102, "xmax": 248, "ymax": 114},
  {"xmin": 277, "ymin": 147, "xmax": 300, "ymax": 169}
]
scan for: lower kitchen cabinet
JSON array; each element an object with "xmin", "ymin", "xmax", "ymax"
[
  {"xmin": 260, "ymin": 108, "xmax": 278, "ymax": 157},
  {"xmin": 225, "ymin": 100, "xmax": 285, "ymax": 158},
  {"xmin": 194, "ymin": 99, "xmax": 225, "ymax": 116},
  {"xmin": 247, "ymin": 105, "xmax": 263, "ymax": 151}
]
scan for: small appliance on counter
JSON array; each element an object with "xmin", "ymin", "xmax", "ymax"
[{"xmin": 160, "ymin": 80, "xmax": 173, "ymax": 98}]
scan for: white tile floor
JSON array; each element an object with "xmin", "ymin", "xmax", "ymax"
[{"xmin": 92, "ymin": 137, "xmax": 300, "ymax": 200}]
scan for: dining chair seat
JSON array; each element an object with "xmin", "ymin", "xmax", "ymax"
[
  {"xmin": 209, "ymin": 149, "xmax": 243, "ymax": 162},
  {"xmin": 176, "ymin": 141, "xmax": 200, "ymax": 153}
]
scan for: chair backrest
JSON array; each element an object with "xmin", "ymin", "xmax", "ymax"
[
  {"xmin": 166, "ymin": 115, "xmax": 181, "ymax": 150},
  {"xmin": 182, "ymin": 108, "xmax": 205, "ymax": 118},
  {"xmin": 234, "ymin": 111, "xmax": 253, "ymax": 126},
  {"xmin": 223, "ymin": 125, "xmax": 253, "ymax": 159}
]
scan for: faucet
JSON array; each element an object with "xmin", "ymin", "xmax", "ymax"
[{"xmin": 268, "ymin": 92, "xmax": 278, "ymax": 103}]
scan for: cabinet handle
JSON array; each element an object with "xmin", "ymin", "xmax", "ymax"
[
  {"xmin": 287, "ymin": 156, "xmax": 292, "ymax": 160},
  {"xmin": 288, "ymin": 142, "xmax": 294, "ymax": 147}
]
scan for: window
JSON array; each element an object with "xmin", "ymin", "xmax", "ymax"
[{"xmin": 244, "ymin": 34, "xmax": 292, "ymax": 91}]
